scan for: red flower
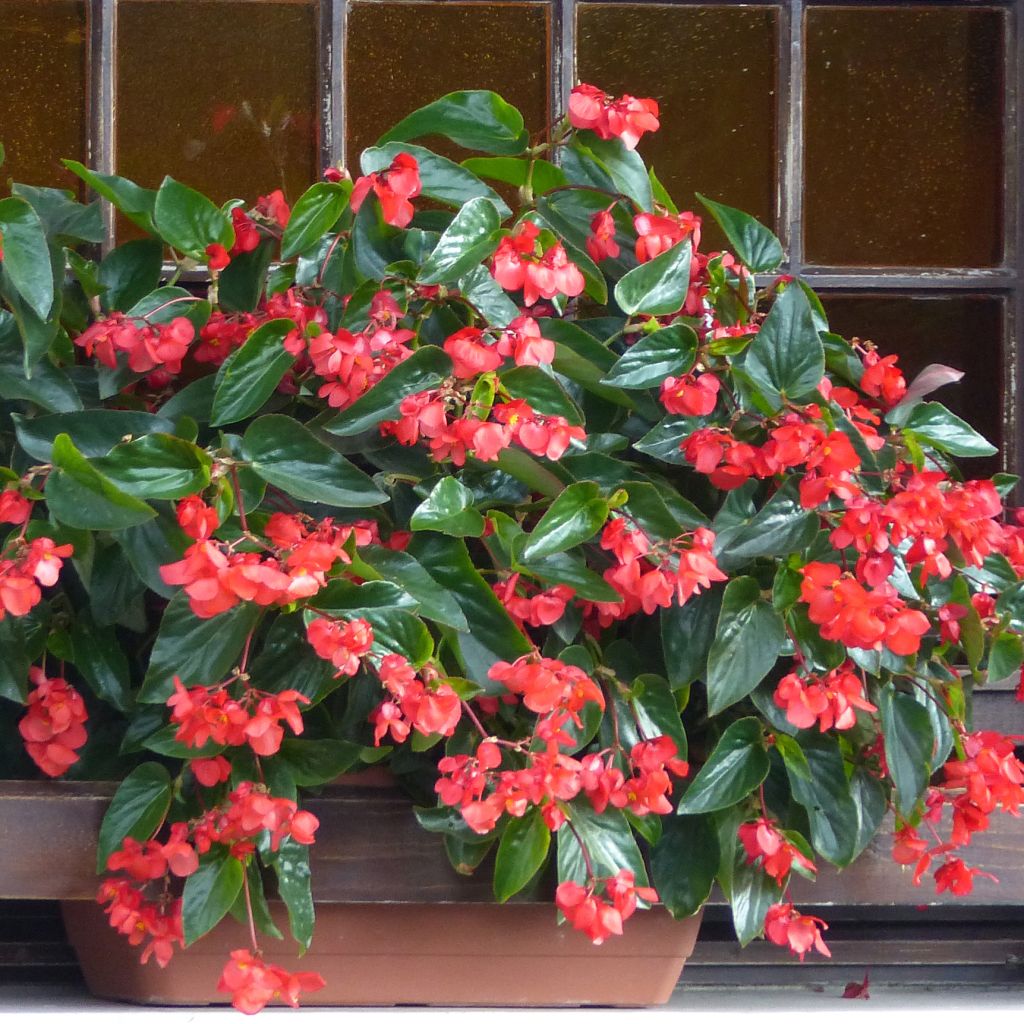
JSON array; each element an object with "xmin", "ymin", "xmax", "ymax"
[
  {"xmin": 764, "ymin": 903, "xmax": 831, "ymax": 960},
  {"xmin": 586, "ymin": 209, "xmax": 620, "ymax": 262},
  {"xmin": 175, "ymin": 495, "xmax": 219, "ymax": 541},
  {"xmin": 443, "ymin": 326, "xmax": 503, "ymax": 378},
  {"xmin": 230, "ymin": 208, "xmax": 261, "ymax": 254},
  {"xmin": 773, "ymin": 663, "xmax": 875, "ymax": 732},
  {"xmin": 205, "ymin": 243, "xmax": 231, "ymax": 271},
  {"xmin": 555, "ymin": 870, "xmax": 658, "ymax": 945},
  {"xmin": 739, "ymin": 817, "xmax": 816, "ymax": 884},
  {"xmin": 660, "ymin": 373, "xmax": 720, "ymax": 417},
  {"xmin": 255, "ymin": 189, "xmax": 291, "ymax": 229},
  {"xmin": 0, "ymin": 489, "xmax": 31, "ymax": 525},
  {"xmin": 217, "ymin": 948, "xmax": 325, "ymax": 1014},
  {"xmin": 350, "ymin": 153, "xmax": 422, "ymax": 228},
  {"xmin": 18, "ymin": 668, "xmax": 88, "ymax": 777},
  {"xmin": 496, "ymin": 316, "xmax": 554, "ymax": 367},
  {"xmin": 860, "ymin": 351, "xmax": 907, "ymax": 408},
  {"xmin": 568, "ymin": 84, "xmax": 660, "ymax": 150}
]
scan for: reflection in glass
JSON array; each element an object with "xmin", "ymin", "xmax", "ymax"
[
  {"xmin": 822, "ymin": 293, "xmax": 1004, "ymax": 475},
  {"xmin": 0, "ymin": 0, "xmax": 87, "ymax": 194},
  {"xmin": 805, "ymin": 7, "xmax": 1005, "ymax": 268},
  {"xmin": 117, "ymin": 0, "xmax": 318, "ymax": 216},
  {"xmin": 577, "ymin": 4, "xmax": 779, "ymax": 252},
  {"xmin": 346, "ymin": 2, "xmax": 550, "ymax": 165}
]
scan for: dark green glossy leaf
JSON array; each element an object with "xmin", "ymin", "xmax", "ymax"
[
  {"xmin": 651, "ymin": 814, "xmax": 718, "ymax": 919},
  {"xmin": 410, "ymin": 476, "xmax": 485, "ymax": 537},
  {"xmin": 0, "ymin": 618, "xmax": 30, "ymax": 702},
  {"xmin": 154, "ymin": 176, "xmax": 233, "ymax": 255},
  {"xmin": 356, "ymin": 546, "xmax": 467, "ymax": 631},
  {"xmin": 697, "ymin": 193, "xmax": 783, "ymax": 273},
  {"xmin": 729, "ymin": 853, "xmax": 778, "ymax": 946},
  {"xmin": 462, "ymin": 156, "xmax": 567, "ymax": 193},
  {"xmin": 211, "ymin": 319, "xmax": 295, "ymax": 426},
  {"xmin": 280, "ymin": 181, "xmax": 350, "ymax": 260},
  {"xmin": 629, "ymin": 674, "xmax": 687, "ymax": 760},
  {"xmin": 494, "ymin": 809, "xmax": 550, "ymax": 902},
  {"xmin": 601, "ymin": 324, "xmax": 698, "ymax": 389},
  {"xmin": 572, "ymin": 133, "xmax": 652, "ymax": 212},
  {"xmin": 614, "ymin": 241, "xmax": 691, "ymax": 317},
  {"xmin": 0, "ymin": 314, "xmax": 81, "ymax": 412},
  {"xmin": 325, "ymin": 345, "xmax": 453, "ymax": 437},
  {"xmin": 706, "ymin": 577, "xmax": 785, "ymax": 716},
  {"xmin": 557, "ymin": 803, "xmax": 648, "ymax": 886},
  {"xmin": 989, "ymin": 631, "xmax": 1024, "ymax": 683},
  {"xmin": 93, "ymin": 433, "xmax": 212, "ymax": 499},
  {"xmin": 219, "ymin": 239, "xmax": 274, "ymax": 313},
  {"xmin": 849, "ymin": 766, "xmax": 888, "ymax": 860},
  {"xmin": 69, "ymin": 620, "xmax": 131, "ymax": 711},
  {"xmin": 266, "ymin": 837, "xmax": 315, "ymax": 951},
  {"xmin": 277, "ymin": 738, "xmax": 363, "ymax": 786},
  {"xmin": 661, "ymin": 587, "xmax": 723, "ymax": 688},
  {"xmin": 46, "ymin": 433, "xmax": 156, "ymax": 530},
  {"xmin": 521, "ymin": 481, "xmax": 608, "ymax": 560},
  {"xmin": 877, "ymin": 684, "xmax": 934, "ymax": 817},
  {"xmin": 518, "ymin": 549, "xmax": 621, "ymax": 603},
  {"xmin": 500, "ymin": 365, "xmax": 583, "ymax": 425},
  {"xmin": 182, "ymin": 851, "xmax": 244, "ymax": 946},
  {"xmin": 677, "ymin": 718, "xmax": 768, "ymax": 814},
  {"xmin": 378, "ymin": 90, "xmax": 528, "ymax": 156},
  {"xmin": 418, "ymin": 197, "xmax": 502, "ymax": 285},
  {"xmin": 0, "ymin": 196, "xmax": 54, "ymax": 318},
  {"xmin": 13, "ymin": 410, "xmax": 174, "ymax": 462},
  {"xmin": 457, "ymin": 264, "xmax": 520, "ymax": 327},
  {"xmin": 139, "ymin": 593, "xmax": 261, "ymax": 702},
  {"xmin": 242, "ymin": 415, "xmax": 386, "ymax": 507},
  {"xmin": 99, "ymin": 239, "xmax": 164, "ymax": 312},
  {"xmin": 10, "ymin": 183, "xmax": 103, "ymax": 243},
  {"xmin": 96, "ymin": 762, "xmax": 172, "ymax": 871},
  {"xmin": 62, "ymin": 161, "xmax": 157, "ymax": 234},
  {"xmin": 902, "ymin": 402, "xmax": 997, "ymax": 458}
]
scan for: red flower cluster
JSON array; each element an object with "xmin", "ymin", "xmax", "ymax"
[
  {"xmin": 308, "ymin": 291, "xmax": 415, "ymax": 409},
  {"xmin": 594, "ymin": 522, "xmax": 726, "ymax": 623},
  {"xmin": 586, "ymin": 209, "xmax": 619, "ymax": 263},
  {"xmin": 194, "ymin": 310, "xmax": 260, "ymax": 366},
  {"xmin": 764, "ymin": 903, "xmax": 831, "ymax": 960},
  {"xmin": 369, "ymin": 654, "xmax": 462, "ymax": 745},
  {"xmin": 634, "ymin": 211, "xmax": 701, "ymax": 263},
  {"xmin": 106, "ymin": 823, "xmax": 199, "ymax": 882},
  {"xmin": 97, "ymin": 881, "xmax": 183, "ymax": 968},
  {"xmin": 73, "ymin": 312, "xmax": 195, "ymax": 375},
  {"xmin": 351, "ymin": 152, "xmax": 422, "ymax": 228},
  {"xmin": 161, "ymin": 507, "xmax": 375, "ymax": 618},
  {"xmin": 860, "ymin": 350, "xmax": 907, "ymax": 408},
  {"xmin": 217, "ymin": 948, "xmax": 325, "ymax": 1015},
  {"xmin": 489, "ymin": 654, "xmax": 605, "ymax": 719},
  {"xmin": 800, "ymin": 562, "xmax": 931, "ymax": 656},
  {"xmin": 1, "ymin": 535, "xmax": 73, "ymax": 620},
  {"xmin": 579, "ymin": 737, "xmax": 689, "ymax": 817},
  {"xmin": 0, "ymin": 488, "xmax": 31, "ymax": 525},
  {"xmin": 739, "ymin": 817, "xmax": 816, "ymax": 885},
  {"xmin": 555, "ymin": 870, "xmax": 659, "ymax": 944},
  {"xmin": 306, "ymin": 615, "xmax": 374, "ymax": 677},
  {"xmin": 773, "ymin": 663, "xmax": 876, "ymax": 732},
  {"xmin": 567, "ymin": 84, "xmax": 660, "ymax": 150},
  {"xmin": 491, "ymin": 221, "xmax": 585, "ymax": 307},
  {"xmin": 493, "ymin": 573, "xmax": 574, "ymax": 630},
  {"xmin": 166, "ymin": 676, "xmax": 309, "ymax": 757},
  {"xmin": 19, "ymin": 668, "xmax": 88, "ymax": 777}
]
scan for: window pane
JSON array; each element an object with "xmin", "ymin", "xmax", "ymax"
[
  {"xmin": 577, "ymin": 3, "xmax": 779, "ymax": 252},
  {"xmin": 805, "ymin": 6, "xmax": 1005, "ymax": 268},
  {"xmin": 116, "ymin": 0, "xmax": 318, "ymax": 215},
  {"xmin": 821, "ymin": 293, "xmax": 1004, "ymax": 476},
  {"xmin": 345, "ymin": 2, "xmax": 550, "ymax": 164},
  {"xmin": 0, "ymin": 0, "xmax": 87, "ymax": 194}
]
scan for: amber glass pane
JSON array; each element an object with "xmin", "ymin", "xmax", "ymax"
[
  {"xmin": 805, "ymin": 6, "xmax": 1005, "ymax": 268},
  {"xmin": 346, "ymin": 2, "xmax": 549, "ymax": 165},
  {"xmin": 578, "ymin": 4, "xmax": 779, "ymax": 252},
  {"xmin": 822, "ymin": 294, "xmax": 1004, "ymax": 474},
  {"xmin": 0, "ymin": 0, "xmax": 87, "ymax": 194},
  {"xmin": 116, "ymin": 0, "xmax": 318, "ymax": 217}
]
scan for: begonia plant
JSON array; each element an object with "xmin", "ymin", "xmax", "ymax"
[{"xmin": 1, "ymin": 86, "xmax": 1023, "ymax": 1012}]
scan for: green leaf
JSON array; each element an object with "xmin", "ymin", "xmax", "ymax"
[
  {"xmin": 781, "ymin": 733, "xmax": 858, "ymax": 867},
  {"xmin": 153, "ymin": 176, "xmax": 233, "ymax": 255},
  {"xmin": 557, "ymin": 803, "xmax": 648, "ymax": 885},
  {"xmin": 730, "ymin": 853, "xmax": 778, "ymax": 946},
  {"xmin": 276, "ymin": 738, "xmax": 363, "ymax": 786},
  {"xmin": 697, "ymin": 194, "xmax": 784, "ymax": 273},
  {"xmin": 902, "ymin": 402, "xmax": 997, "ymax": 458},
  {"xmin": 651, "ymin": 815, "xmax": 718, "ymax": 918},
  {"xmin": 280, "ymin": 181, "xmax": 350, "ymax": 260},
  {"xmin": 407, "ymin": 534, "xmax": 531, "ymax": 687},
  {"xmin": 494, "ymin": 809, "xmax": 550, "ymax": 902},
  {"xmin": 877, "ymin": 684, "xmax": 935, "ymax": 817},
  {"xmin": 661, "ymin": 587, "xmax": 723, "ymax": 688},
  {"xmin": 518, "ymin": 549, "xmax": 621, "ymax": 603},
  {"xmin": 410, "ymin": 476, "xmax": 485, "ymax": 537},
  {"xmin": 572, "ymin": 133, "xmax": 653, "ymax": 212},
  {"xmin": 521, "ymin": 481, "xmax": 608, "ymax": 561},
  {"xmin": 2, "ymin": 267, "xmax": 59, "ymax": 375},
  {"xmin": 0, "ymin": 618, "xmax": 30, "ymax": 702},
  {"xmin": 182, "ymin": 851, "xmax": 244, "ymax": 946},
  {"xmin": 614, "ymin": 241, "xmax": 692, "ymax": 316},
  {"xmin": 705, "ymin": 577, "xmax": 785, "ymax": 716},
  {"xmin": 457, "ymin": 264, "xmax": 521, "ymax": 328},
  {"xmin": 219, "ymin": 239, "xmax": 274, "ymax": 313},
  {"xmin": 266, "ymin": 837, "xmax": 315, "ymax": 951},
  {"xmin": 116, "ymin": 511, "xmax": 190, "ymax": 599},
  {"xmin": 210, "ymin": 319, "xmax": 295, "ymax": 426},
  {"xmin": 988, "ymin": 631, "xmax": 1024, "ymax": 683},
  {"xmin": 601, "ymin": 324, "xmax": 698, "ymax": 389},
  {"xmin": 738, "ymin": 286, "xmax": 824, "ymax": 412},
  {"xmin": 0, "ymin": 314, "xmax": 81, "ymax": 412},
  {"xmin": 325, "ymin": 345, "xmax": 453, "ymax": 436},
  {"xmin": 69, "ymin": 620, "xmax": 132, "ymax": 711},
  {"xmin": 629, "ymin": 674, "xmax": 688, "ymax": 759},
  {"xmin": 462, "ymin": 156, "xmax": 566, "ymax": 193},
  {"xmin": 139, "ymin": 593, "xmax": 261, "ymax": 702},
  {"xmin": 0, "ymin": 196, "xmax": 54, "ymax": 318},
  {"xmin": 677, "ymin": 718, "xmax": 768, "ymax": 814},
  {"xmin": 418, "ymin": 197, "xmax": 502, "ymax": 285},
  {"xmin": 92, "ymin": 434, "xmax": 212, "ymax": 499},
  {"xmin": 10, "ymin": 183, "xmax": 103, "ymax": 243},
  {"xmin": 849, "ymin": 766, "xmax": 888, "ymax": 860},
  {"xmin": 242, "ymin": 415, "xmax": 386, "ymax": 507},
  {"xmin": 62, "ymin": 161, "xmax": 157, "ymax": 234},
  {"xmin": 46, "ymin": 433, "xmax": 156, "ymax": 530},
  {"xmin": 356, "ymin": 546, "xmax": 467, "ymax": 630},
  {"xmin": 378, "ymin": 90, "xmax": 528, "ymax": 155},
  {"xmin": 13, "ymin": 409, "xmax": 174, "ymax": 462},
  {"xmin": 500, "ymin": 365, "xmax": 583, "ymax": 425},
  {"xmin": 96, "ymin": 763, "xmax": 172, "ymax": 871},
  {"xmin": 98, "ymin": 239, "xmax": 164, "ymax": 312},
  {"xmin": 362, "ymin": 143, "xmax": 511, "ymax": 218}
]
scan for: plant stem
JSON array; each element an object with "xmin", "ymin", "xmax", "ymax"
[{"xmin": 241, "ymin": 861, "xmax": 262, "ymax": 957}]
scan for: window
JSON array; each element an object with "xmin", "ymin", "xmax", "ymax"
[{"xmin": 3, "ymin": 1, "xmax": 1018, "ymax": 478}]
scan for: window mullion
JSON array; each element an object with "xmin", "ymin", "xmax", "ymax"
[
  {"xmin": 780, "ymin": 0, "xmax": 804, "ymax": 276},
  {"xmin": 323, "ymin": 0, "xmax": 345, "ymax": 171},
  {"xmin": 555, "ymin": 0, "xmax": 575, "ymax": 123},
  {"xmin": 89, "ymin": 0, "xmax": 116, "ymax": 251}
]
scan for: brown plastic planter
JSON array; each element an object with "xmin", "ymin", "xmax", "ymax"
[{"xmin": 62, "ymin": 899, "xmax": 702, "ymax": 1007}]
